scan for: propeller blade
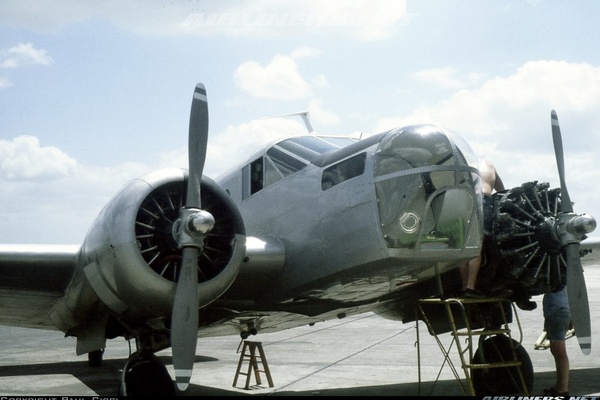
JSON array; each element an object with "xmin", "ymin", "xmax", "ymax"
[
  {"xmin": 566, "ymin": 244, "xmax": 591, "ymax": 355},
  {"xmin": 551, "ymin": 110, "xmax": 572, "ymax": 213},
  {"xmin": 172, "ymin": 83, "xmax": 210, "ymax": 391},
  {"xmin": 186, "ymin": 83, "xmax": 209, "ymax": 208},
  {"xmin": 551, "ymin": 110, "xmax": 591, "ymax": 354},
  {"xmin": 172, "ymin": 247, "xmax": 199, "ymax": 390}
]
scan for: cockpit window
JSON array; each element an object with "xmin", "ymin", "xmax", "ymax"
[
  {"xmin": 280, "ymin": 136, "xmax": 356, "ymax": 159},
  {"xmin": 322, "ymin": 153, "xmax": 366, "ymax": 190},
  {"xmin": 242, "ymin": 135, "xmax": 358, "ymax": 198}
]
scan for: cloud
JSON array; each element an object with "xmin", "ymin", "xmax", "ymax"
[
  {"xmin": 234, "ymin": 50, "xmax": 318, "ymax": 101},
  {"xmin": 1, "ymin": 0, "xmax": 410, "ymax": 41},
  {"xmin": 0, "ymin": 136, "xmax": 77, "ymax": 180},
  {"xmin": 0, "ymin": 134, "xmax": 153, "ymax": 243},
  {"xmin": 376, "ymin": 61, "xmax": 600, "ymax": 143},
  {"xmin": 308, "ymin": 99, "xmax": 340, "ymax": 128},
  {"xmin": 0, "ymin": 43, "xmax": 53, "ymax": 69},
  {"xmin": 412, "ymin": 67, "xmax": 484, "ymax": 90}
]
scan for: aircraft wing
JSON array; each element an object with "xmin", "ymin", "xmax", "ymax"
[
  {"xmin": 0, "ymin": 244, "xmax": 79, "ymax": 329},
  {"xmin": 581, "ymin": 236, "xmax": 600, "ymax": 267}
]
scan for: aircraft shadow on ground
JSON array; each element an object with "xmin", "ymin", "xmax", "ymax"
[
  {"xmin": 1, "ymin": 358, "xmax": 599, "ymax": 397},
  {"xmin": 185, "ymin": 367, "xmax": 600, "ymax": 397},
  {"xmin": 0, "ymin": 355, "xmax": 216, "ymax": 396}
]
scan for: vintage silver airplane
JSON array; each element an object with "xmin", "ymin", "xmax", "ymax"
[{"xmin": 1, "ymin": 83, "xmax": 598, "ymax": 396}]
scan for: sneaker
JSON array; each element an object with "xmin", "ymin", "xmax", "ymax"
[
  {"xmin": 460, "ymin": 288, "xmax": 486, "ymax": 299},
  {"xmin": 516, "ymin": 300, "xmax": 537, "ymax": 311}
]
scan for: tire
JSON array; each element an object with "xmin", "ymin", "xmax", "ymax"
[
  {"xmin": 471, "ymin": 335, "xmax": 534, "ymax": 395},
  {"xmin": 120, "ymin": 353, "xmax": 176, "ymax": 396}
]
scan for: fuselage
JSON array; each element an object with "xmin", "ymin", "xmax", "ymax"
[{"xmin": 217, "ymin": 124, "xmax": 483, "ymax": 305}]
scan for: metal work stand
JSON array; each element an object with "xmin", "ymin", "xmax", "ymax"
[{"xmin": 416, "ymin": 297, "xmax": 529, "ymax": 396}]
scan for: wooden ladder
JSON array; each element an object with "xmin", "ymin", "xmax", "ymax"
[{"xmin": 232, "ymin": 341, "xmax": 274, "ymax": 389}]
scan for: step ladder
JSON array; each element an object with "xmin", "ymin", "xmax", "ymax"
[
  {"xmin": 416, "ymin": 296, "xmax": 529, "ymax": 396},
  {"xmin": 232, "ymin": 341, "xmax": 274, "ymax": 389}
]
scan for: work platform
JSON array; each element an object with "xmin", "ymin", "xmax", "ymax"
[{"xmin": 416, "ymin": 296, "xmax": 533, "ymax": 396}]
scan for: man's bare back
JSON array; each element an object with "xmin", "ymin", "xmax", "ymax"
[{"xmin": 479, "ymin": 159, "xmax": 505, "ymax": 196}]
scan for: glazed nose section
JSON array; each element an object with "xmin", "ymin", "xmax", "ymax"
[
  {"xmin": 377, "ymin": 186, "xmax": 479, "ymax": 251},
  {"xmin": 373, "ymin": 125, "xmax": 481, "ymax": 251}
]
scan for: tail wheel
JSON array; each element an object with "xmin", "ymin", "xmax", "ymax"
[{"xmin": 471, "ymin": 335, "xmax": 533, "ymax": 395}]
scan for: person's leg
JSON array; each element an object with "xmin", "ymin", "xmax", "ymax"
[
  {"xmin": 544, "ymin": 308, "xmax": 571, "ymax": 394},
  {"xmin": 466, "ymin": 255, "xmax": 481, "ymax": 290},
  {"xmin": 550, "ymin": 340, "xmax": 569, "ymax": 394},
  {"xmin": 459, "ymin": 255, "xmax": 484, "ymax": 298}
]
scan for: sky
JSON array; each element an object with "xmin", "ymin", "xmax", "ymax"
[{"xmin": 1, "ymin": 0, "xmax": 600, "ymax": 244}]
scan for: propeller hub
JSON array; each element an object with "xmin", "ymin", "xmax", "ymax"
[
  {"xmin": 567, "ymin": 213, "xmax": 596, "ymax": 236},
  {"xmin": 556, "ymin": 212, "xmax": 597, "ymax": 246},
  {"xmin": 174, "ymin": 208, "xmax": 215, "ymax": 249},
  {"xmin": 187, "ymin": 209, "xmax": 215, "ymax": 235}
]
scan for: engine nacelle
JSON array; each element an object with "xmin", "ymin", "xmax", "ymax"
[{"xmin": 49, "ymin": 168, "xmax": 246, "ymax": 349}]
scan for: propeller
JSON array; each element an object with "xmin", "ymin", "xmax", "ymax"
[
  {"xmin": 171, "ymin": 83, "xmax": 215, "ymax": 390},
  {"xmin": 551, "ymin": 110, "xmax": 592, "ymax": 355}
]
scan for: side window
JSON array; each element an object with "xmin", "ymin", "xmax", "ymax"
[
  {"xmin": 250, "ymin": 158, "xmax": 264, "ymax": 194},
  {"xmin": 242, "ymin": 158, "xmax": 265, "ymax": 199},
  {"xmin": 321, "ymin": 153, "xmax": 366, "ymax": 190}
]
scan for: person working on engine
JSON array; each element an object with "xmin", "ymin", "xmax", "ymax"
[{"xmin": 460, "ymin": 159, "xmax": 504, "ymax": 298}]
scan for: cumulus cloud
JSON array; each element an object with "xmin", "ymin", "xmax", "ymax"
[
  {"xmin": 378, "ymin": 61, "xmax": 600, "ymax": 143},
  {"xmin": 0, "ymin": 43, "xmax": 53, "ymax": 90},
  {"xmin": 234, "ymin": 49, "xmax": 321, "ymax": 101},
  {"xmin": 0, "ymin": 135, "xmax": 153, "ymax": 243},
  {"xmin": 0, "ymin": 135, "xmax": 77, "ymax": 180},
  {"xmin": 1, "ymin": 43, "xmax": 53, "ymax": 68}
]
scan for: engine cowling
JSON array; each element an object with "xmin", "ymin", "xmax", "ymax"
[{"xmin": 49, "ymin": 168, "xmax": 246, "ymax": 347}]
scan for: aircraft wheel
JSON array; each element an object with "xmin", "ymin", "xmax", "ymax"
[
  {"xmin": 119, "ymin": 352, "xmax": 176, "ymax": 396},
  {"xmin": 471, "ymin": 335, "xmax": 533, "ymax": 395}
]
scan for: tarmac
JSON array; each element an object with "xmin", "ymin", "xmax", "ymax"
[{"xmin": 1, "ymin": 265, "xmax": 600, "ymax": 397}]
